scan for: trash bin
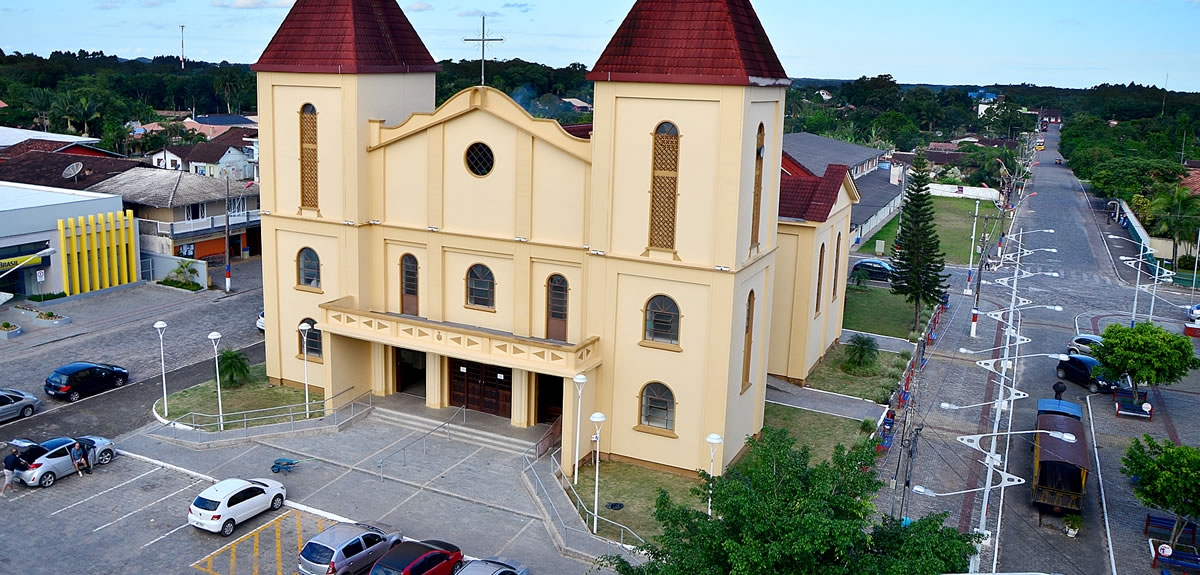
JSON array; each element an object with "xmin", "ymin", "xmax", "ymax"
[{"xmin": 941, "ymin": 293, "xmax": 950, "ymax": 310}]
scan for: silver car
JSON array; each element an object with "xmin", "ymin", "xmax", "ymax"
[
  {"xmin": 457, "ymin": 558, "xmax": 530, "ymax": 575},
  {"xmin": 1067, "ymin": 334, "xmax": 1103, "ymax": 356},
  {"xmin": 0, "ymin": 388, "xmax": 41, "ymax": 422},
  {"xmin": 10, "ymin": 435, "xmax": 116, "ymax": 488},
  {"xmin": 298, "ymin": 522, "xmax": 403, "ymax": 575}
]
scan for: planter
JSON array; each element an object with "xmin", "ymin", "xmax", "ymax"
[
  {"xmin": 33, "ymin": 315, "xmax": 71, "ymax": 326},
  {"xmin": 0, "ymin": 325, "xmax": 22, "ymax": 340},
  {"xmin": 11, "ymin": 306, "xmax": 71, "ymax": 326},
  {"xmin": 1065, "ymin": 527, "xmax": 1079, "ymax": 538}
]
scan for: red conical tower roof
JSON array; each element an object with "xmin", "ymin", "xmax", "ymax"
[
  {"xmin": 586, "ymin": 0, "xmax": 789, "ymax": 86},
  {"xmin": 252, "ymin": 0, "xmax": 441, "ymax": 74}
]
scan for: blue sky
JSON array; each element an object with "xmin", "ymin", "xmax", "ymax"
[{"xmin": 2, "ymin": 0, "xmax": 1198, "ymax": 92}]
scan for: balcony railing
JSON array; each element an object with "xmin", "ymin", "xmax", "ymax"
[{"xmin": 141, "ymin": 210, "xmax": 261, "ymax": 237}]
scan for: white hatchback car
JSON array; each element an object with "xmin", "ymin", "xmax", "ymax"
[{"xmin": 189, "ymin": 478, "xmax": 286, "ymax": 536}]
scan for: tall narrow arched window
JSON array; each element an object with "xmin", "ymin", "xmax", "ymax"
[
  {"xmin": 751, "ymin": 123, "xmax": 765, "ymax": 250},
  {"xmin": 815, "ymin": 244, "xmax": 826, "ymax": 316},
  {"xmin": 299, "ymin": 104, "xmax": 319, "ymax": 210},
  {"xmin": 648, "ymin": 122, "xmax": 680, "ymax": 250},
  {"xmin": 546, "ymin": 274, "xmax": 569, "ymax": 341},
  {"xmin": 299, "ymin": 318, "xmax": 322, "ymax": 358},
  {"xmin": 833, "ymin": 233, "xmax": 842, "ymax": 301},
  {"xmin": 644, "ymin": 295, "xmax": 680, "ymax": 345},
  {"xmin": 401, "ymin": 254, "xmax": 419, "ymax": 315},
  {"xmin": 297, "ymin": 248, "xmax": 321, "ymax": 288},
  {"xmin": 639, "ymin": 382, "xmax": 675, "ymax": 430},
  {"xmin": 466, "ymin": 264, "xmax": 495, "ymax": 309},
  {"xmin": 741, "ymin": 290, "xmax": 755, "ymax": 394}
]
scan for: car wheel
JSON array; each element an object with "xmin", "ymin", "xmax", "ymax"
[
  {"xmin": 220, "ymin": 519, "xmax": 236, "ymax": 537},
  {"xmin": 39, "ymin": 472, "xmax": 56, "ymax": 488},
  {"xmin": 67, "ymin": 391, "xmax": 81, "ymax": 402},
  {"xmin": 1088, "ymin": 383, "xmax": 1099, "ymax": 394},
  {"xmin": 97, "ymin": 450, "xmax": 114, "ymax": 465},
  {"xmin": 20, "ymin": 405, "xmax": 34, "ymax": 418},
  {"xmin": 271, "ymin": 494, "xmax": 284, "ymax": 510},
  {"xmin": 1067, "ymin": 348, "xmax": 1078, "ymax": 355},
  {"xmin": 1056, "ymin": 368, "xmax": 1067, "ymax": 379},
  {"xmin": 114, "ymin": 376, "xmax": 127, "ymax": 387}
]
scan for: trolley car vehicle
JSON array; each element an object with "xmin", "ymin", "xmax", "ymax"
[{"xmin": 1032, "ymin": 399, "xmax": 1089, "ymax": 513}]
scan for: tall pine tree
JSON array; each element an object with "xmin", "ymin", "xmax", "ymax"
[{"xmin": 891, "ymin": 153, "xmax": 949, "ymax": 331}]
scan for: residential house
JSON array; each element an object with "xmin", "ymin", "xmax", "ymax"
[
  {"xmin": 0, "ymin": 150, "xmax": 151, "ymax": 190},
  {"xmin": 0, "ymin": 126, "xmax": 98, "ymax": 151},
  {"xmin": 0, "ymin": 138, "xmax": 124, "ymax": 163},
  {"xmin": 86, "ymin": 168, "xmax": 261, "ymax": 262},
  {"xmin": 187, "ymin": 114, "xmax": 257, "ymax": 139},
  {"xmin": 148, "ymin": 145, "xmax": 195, "ymax": 171},
  {"xmin": 187, "ymin": 127, "xmax": 257, "ymax": 179},
  {"xmin": 781, "ymin": 132, "xmax": 888, "ymax": 180},
  {"xmin": 560, "ymin": 97, "xmax": 593, "ymax": 112}
]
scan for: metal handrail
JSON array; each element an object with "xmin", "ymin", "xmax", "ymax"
[
  {"xmin": 553, "ymin": 450, "xmax": 646, "ymax": 548},
  {"xmin": 160, "ymin": 387, "xmax": 370, "ymax": 437},
  {"xmin": 376, "ymin": 405, "xmax": 467, "ymax": 481}
]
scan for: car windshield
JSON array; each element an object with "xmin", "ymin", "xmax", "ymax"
[
  {"xmin": 370, "ymin": 565, "xmax": 405, "ymax": 575},
  {"xmin": 300, "ymin": 542, "xmax": 335, "ymax": 564},
  {"xmin": 48, "ymin": 372, "xmax": 68, "ymax": 385},
  {"xmin": 192, "ymin": 496, "xmax": 220, "ymax": 511}
]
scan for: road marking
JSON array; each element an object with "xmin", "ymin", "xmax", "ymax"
[
  {"xmin": 1085, "ymin": 395, "xmax": 1118, "ymax": 575},
  {"xmin": 494, "ymin": 517, "xmax": 536, "ymax": 556},
  {"xmin": 390, "ymin": 446, "xmax": 484, "ymax": 511},
  {"xmin": 50, "ymin": 467, "xmax": 158, "ymax": 516},
  {"xmin": 93, "ymin": 479, "xmax": 201, "ymax": 532},
  {"xmin": 142, "ymin": 522, "xmax": 190, "ymax": 548}
]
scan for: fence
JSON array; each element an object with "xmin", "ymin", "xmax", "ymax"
[
  {"xmin": 376, "ymin": 405, "xmax": 467, "ymax": 481},
  {"xmin": 154, "ymin": 389, "xmax": 371, "ymax": 445}
]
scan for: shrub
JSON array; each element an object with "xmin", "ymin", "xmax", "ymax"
[
  {"xmin": 36, "ymin": 311, "xmax": 61, "ymax": 320},
  {"xmin": 860, "ymin": 418, "xmax": 877, "ymax": 433},
  {"xmin": 844, "ymin": 334, "xmax": 880, "ymax": 370},
  {"xmin": 0, "ymin": 322, "xmax": 11, "ymax": 329},
  {"xmin": 1176, "ymin": 254, "xmax": 1196, "ymax": 272},
  {"xmin": 29, "ymin": 292, "xmax": 67, "ymax": 302}
]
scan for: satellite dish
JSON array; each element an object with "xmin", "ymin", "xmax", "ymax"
[{"xmin": 62, "ymin": 162, "xmax": 84, "ymax": 180}]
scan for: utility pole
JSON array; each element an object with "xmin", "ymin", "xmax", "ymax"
[
  {"xmin": 180, "ymin": 25, "xmax": 186, "ymax": 70},
  {"xmin": 965, "ymin": 200, "xmax": 980, "ymax": 295}
]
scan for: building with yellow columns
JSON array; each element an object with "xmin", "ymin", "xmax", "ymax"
[{"xmin": 254, "ymin": 0, "xmax": 855, "ymax": 477}]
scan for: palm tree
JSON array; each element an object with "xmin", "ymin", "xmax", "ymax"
[
  {"xmin": 217, "ymin": 348, "xmax": 251, "ymax": 387},
  {"xmin": 1148, "ymin": 184, "xmax": 1200, "ymax": 265}
]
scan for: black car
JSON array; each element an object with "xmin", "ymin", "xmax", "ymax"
[
  {"xmin": 45, "ymin": 362, "xmax": 129, "ymax": 402},
  {"xmin": 1055, "ymin": 354, "xmax": 1120, "ymax": 394},
  {"xmin": 851, "ymin": 258, "xmax": 895, "ymax": 282}
]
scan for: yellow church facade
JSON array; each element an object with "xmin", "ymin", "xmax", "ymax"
[{"xmin": 254, "ymin": 0, "xmax": 854, "ymax": 477}]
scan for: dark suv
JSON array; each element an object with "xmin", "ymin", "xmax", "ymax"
[
  {"xmin": 45, "ymin": 362, "xmax": 129, "ymax": 402},
  {"xmin": 1055, "ymin": 354, "xmax": 1119, "ymax": 394}
]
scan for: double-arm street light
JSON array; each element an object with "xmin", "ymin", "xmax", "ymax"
[
  {"xmin": 1108, "ymin": 234, "xmax": 1174, "ymax": 326},
  {"xmin": 913, "ymin": 460, "xmax": 1026, "ymax": 497},
  {"xmin": 957, "ymin": 429, "xmax": 1077, "ymax": 455}
]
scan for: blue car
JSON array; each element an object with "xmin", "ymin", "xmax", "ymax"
[
  {"xmin": 1056, "ymin": 354, "xmax": 1120, "ymax": 394},
  {"xmin": 851, "ymin": 258, "xmax": 896, "ymax": 281},
  {"xmin": 45, "ymin": 361, "xmax": 129, "ymax": 402}
]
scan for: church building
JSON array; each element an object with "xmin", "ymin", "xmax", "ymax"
[{"xmin": 253, "ymin": 0, "xmax": 856, "ymax": 477}]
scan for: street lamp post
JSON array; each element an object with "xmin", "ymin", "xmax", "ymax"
[
  {"xmin": 154, "ymin": 321, "xmax": 168, "ymax": 419},
  {"xmin": 572, "ymin": 373, "xmax": 587, "ymax": 485},
  {"xmin": 589, "ymin": 411, "xmax": 606, "ymax": 534},
  {"xmin": 706, "ymin": 433, "xmax": 723, "ymax": 517},
  {"xmin": 298, "ymin": 323, "xmax": 312, "ymax": 418},
  {"xmin": 1109, "ymin": 235, "xmax": 1157, "ymax": 326},
  {"xmin": 912, "ymin": 462, "xmax": 1026, "ymax": 497},
  {"xmin": 208, "ymin": 331, "xmax": 225, "ymax": 431}
]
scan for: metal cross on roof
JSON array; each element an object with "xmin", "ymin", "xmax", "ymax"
[{"xmin": 464, "ymin": 14, "xmax": 504, "ymax": 86}]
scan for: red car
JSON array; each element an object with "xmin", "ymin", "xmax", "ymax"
[{"xmin": 369, "ymin": 540, "xmax": 462, "ymax": 575}]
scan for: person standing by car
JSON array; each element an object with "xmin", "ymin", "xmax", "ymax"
[{"xmin": 3, "ymin": 447, "xmax": 28, "ymax": 495}]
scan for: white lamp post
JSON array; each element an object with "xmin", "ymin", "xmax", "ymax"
[
  {"xmin": 589, "ymin": 411, "xmax": 606, "ymax": 534},
  {"xmin": 913, "ymin": 462, "xmax": 1025, "ymax": 497},
  {"xmin": 705, "ymin": 433, "xmax": 723, "ymax": 517},
  {"xmin": 208, "ymin": 331, "xmax": 225, "ymax": 431},
  {"xmin": 1109, "ymin": 234, "xmax": 1156, "ymax": 326},
  {"xmin": 572, "ymin": 373, "xmax": 587, "ymax": 485},
  {"xmin": 957, "ymin": 429, "xmax": 1077, "ymax": 456},
  {"xmin": 298, "ymin": 322, "xmax": 312, "ymax": 418},
  {"xmin": 154, "ymin": 321, "xmax": 168, "ymax": 418}
]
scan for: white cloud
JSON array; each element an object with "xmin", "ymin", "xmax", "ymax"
[
  {"xmin": 502, "ymin": 2, "xmax": 532, "ymax": 13},
  {"xmin": 211, "ymin": 0, "xmax": 293, "ymax": 8},
  {"xmin": 406, "ymin": 2, "xmax": 432, "ymax": 11}
]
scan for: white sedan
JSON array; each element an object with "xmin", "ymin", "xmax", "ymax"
[{"xmin": 188, "ymin": 478, "xmax": 286, "ymax": 536}]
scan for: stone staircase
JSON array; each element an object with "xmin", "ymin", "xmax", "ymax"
[{"xmin": 370, "ymin": 406, "xmax": 538, "ymax": 455}]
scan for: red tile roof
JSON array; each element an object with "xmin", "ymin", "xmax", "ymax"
[
  {"xmin": 252, "ymin": 0, "xmax": 441, "ymax": 74},
  {"xmin": 778, "ymin": 159, "xmax": 847, "ymax": 223},
  {"xmin": 587, "ymin": 0, "xmax": 788, "ymax": 86},
  {"xmin": 561, "ymin": 123, "xmax": 593, "ymax": 139},
  {"xmin": 0, "ymin": 150, "xmax": 152, "ymax": 190},
  {"xmin": 1182, "ymin": 169, "xmax": 1200, "ymax": 196},
  {"xmin": 0, "ymin": 139, "xmax": 124, "ymax": 161}
]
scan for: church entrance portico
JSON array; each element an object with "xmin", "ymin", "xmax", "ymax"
[{"xmin": 448, "ymin": 358, "xmax": 512, "ymax": 418}]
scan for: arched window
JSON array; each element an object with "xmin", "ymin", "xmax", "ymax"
[
  {"xmin": 546, "ymin": 274, "xmax": 569, "ymax": 341},
  {"xmin": 640, "ymin": 382, "xmax": 675, "ymax": 430},
  {"xmin": 401, "ymin": 254, "xmax": 419, "ymax": 315},
  {"xmin": 299, "ymin": 318, "xmax": 322, "ymax": 358},
  {"xmin": 751, "ymin": 123, "xmax": 765, "ymax": 250},
  {"xmin": 815, "ymin": 243, "xmax": 825, "ymax": 316},
  {"xmin": 298, "ymin": 248, "xmax": 321, "ymax": 288},
  {"xmin": 649, "ymin": 122, "xmax": 680, "ymax": 250},
  {"xmin": 466, "ymin": 264, "xmax": 495, "ymax": 309},
  {"xmin": 833, "ymin": 233, "xmax": 842, "ymax": 301},
  {"xmin": 299, "ymin": 104, "xmax": 319, "ymax": 210},
  {"xmin": 644, "ymin": 295, "xmax": 680, "ymax": 345},
  {"xmin": 741, "ymin": 291, "xmax": 755, "ymax": 394}
]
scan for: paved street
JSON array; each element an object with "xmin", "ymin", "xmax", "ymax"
[{"xmin": 876, "ymin": 125, "xmax": 1200, "ymax": 575}]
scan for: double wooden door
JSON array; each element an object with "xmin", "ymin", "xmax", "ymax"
[{"xmin": 448, "ymin": 358, "xmax": 512, "ymax": 418}]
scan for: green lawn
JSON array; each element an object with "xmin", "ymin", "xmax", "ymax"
[
  {"xmin": 859, "ymin": 196, "xmax": 985, "ymax": 265},
  {"xmin": 156, "ymin": 364, "xmax": 325, "ymax": 429},
  {"xmin": 801, "ymin": 343, "xmax": 910, "ymax": 404},
  {"xmin": 764, "ymin": 403, "xmax": 871, "ymax": 464},
  {"xmin": 573, "ymin": 459, "xmax": 704, "ymax": 544},
  {"xmin": 843, "ymin": 285, "xmax": 930, "ymax": 339}
]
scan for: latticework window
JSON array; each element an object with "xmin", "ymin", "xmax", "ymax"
[
  {"xmin": 401, "ymin": 254, "xmax": 419, "ymax": 315},
  {"xmin": 640, "ymin": 382, "xmax": 675, "ymax": 430},
  {"xmin": 742, "ymin": 291, "xmax": 755, "ymax": 393},
  {"xmin": 648, "ymin": 122, "xmax": 680, "ymax": 250},
  {"xmin": 644, "ymin": 295, "xmax": 680, "ymax": 345},
  {"xmin": 466, "ymin": 264, "xmax": 495, "ymax": 309},
  {"xmin": 465, "ymin": 142, "xmax": 494, "ymax": 176},
  {"xmin": 300, "ymin": 104, "xmax": 319, "ymax": 209},
  {"xmin": 298, "ymin": 247, "xmax": 321, "ymax": 288},
  {"xmin": 751, "ymin": 124, "xmax": 764, "ymax": 249},
  {"xmin": 546, "ymin": 274, "xmax": 568, "ymax": 341},
  {"xmin": 816, "ymin": 244, "xmax": 825, "ymax": 316}
]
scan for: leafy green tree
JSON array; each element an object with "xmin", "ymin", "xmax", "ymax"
[
  {"xmin": 1148, "ymin": 185, "xmax": 1200, "ymax": 264},
  {"xmin": 902, "ymin": 86, "xmax": 942, "ymax": 131},
  {"xmin": 216, "ymin": 348, "xmax": 251, "ymax": 388},
  {"xmin": 1120, "ymin": 435, "xmax": 1200, "ymax": 549},
  {"xmin": 872, "ymin": 111, "xmax": 919, "ymax": 151},
  {"xmin": 600, "ymin": 427, "xmax": 979, "ymax": 575},
  {"xmin": 1091, "ymin": 157, "xmax": 1187, "ymax": 201},
  {"xmin": 1093, "ymin": 322, "xmax": 1200, "ymax": 401},
  {"xmin": 890, "ymin": 153, "xmax": 949, "ymax": 330}
]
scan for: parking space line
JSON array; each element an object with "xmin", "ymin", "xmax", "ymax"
[
  {"xmin": 93, "ymin": 479, "xmax": 202, "ymax": 532},
  {"xmin": 143, "ymin": 522, "xmax": 190, "ymax": 548},
  {"xmin": 204, "ymin": 443, "xmax": 260, "ymax": 477},
  {"xmin": 494, "ymin": 517, "xmax": 536, "ymax": 557},
  {"xmin": 389, "ymin": 446, "xmax": 484, "ymax": 511},
  {"xmin": 194, "ymin": 509, "xmax": 295, "ymax": 575},
  {"xmin": 50, "ymin": 467, "xmax": 158, "ymax": 516}
]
